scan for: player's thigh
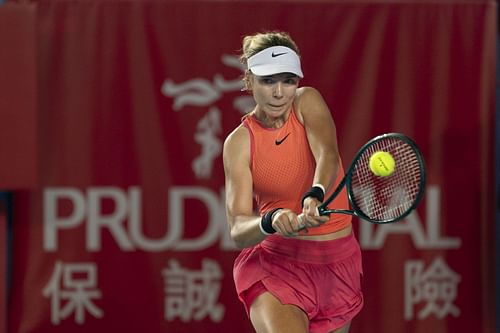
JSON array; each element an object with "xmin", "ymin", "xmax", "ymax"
[
  {"xmin": 330, "ymin": 321, "xmax": 351, "ymax": 333},
  {"xmin": 249, "ymin": 291, "xmax": 309, "ymax": 333}
]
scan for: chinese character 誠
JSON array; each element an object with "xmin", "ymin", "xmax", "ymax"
[{"xmin": 162, "ymin": 259, "xmax": 225, "ymax": 322}]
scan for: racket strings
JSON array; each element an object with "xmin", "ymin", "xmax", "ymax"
[{"xmin": 350, "ymin": 137, "xmax": 424, "ymax": 221}]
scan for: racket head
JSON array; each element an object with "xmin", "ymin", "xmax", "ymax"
[{"xmin": 346, "ymin": 133, "xmax": 426, "ymax": 223}]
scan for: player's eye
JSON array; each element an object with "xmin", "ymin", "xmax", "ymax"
[
  {"xmin": 284, "ymin": 78, "xmax": 299, "ymax": 85},
  {"xmin": 259, "ymin": 78, "xmax": 275, "ymax": 85}
]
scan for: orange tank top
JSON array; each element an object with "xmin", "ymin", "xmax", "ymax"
[{"xmin": 243, "ymin": 108, "xmax": 351, "ymax": 235}]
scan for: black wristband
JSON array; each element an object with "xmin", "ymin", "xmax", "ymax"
[
  {"xmin": 260, "ymin": 208, "xmax": 282, "ymax": 235},
  {"xmin": 301, "ymin": 186, "xmax": 325, "ymax": 207}
]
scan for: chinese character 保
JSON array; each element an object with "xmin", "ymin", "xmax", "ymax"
[{"xmin": 42, "ymin": 261, "xmax": 104, "ymax": 325}]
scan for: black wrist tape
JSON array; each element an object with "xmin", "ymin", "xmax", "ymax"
[
  {"xmin": 301, "ymin": 186, "xmax": 325, "ymax": 207},
  {"xmin": 260, "ymin": 208, "xmax": 282, "ymax": 235}
]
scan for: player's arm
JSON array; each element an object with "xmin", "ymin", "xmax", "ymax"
[
  {"xmin": 296, "ymin": 87, "xmax": 340, "ymax": 220},
  {"xmin": 223, "ymin": 125, "xmax": 264, "ymax": 248}
]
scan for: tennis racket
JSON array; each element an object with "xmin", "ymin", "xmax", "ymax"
[{"xmin": 307, "ymin": 133, "xmax": 426, "ymax": 224}]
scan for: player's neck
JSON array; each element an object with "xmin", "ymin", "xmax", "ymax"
[{"xmin": 252, "ymin": 108, "xmax": 291, "ymax": 129}]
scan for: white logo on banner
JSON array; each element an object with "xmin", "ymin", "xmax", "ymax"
[
  {"xmin": 161, "ymin": 54, "xmax": 255, "ymax": 179},
  {"xmin": 162, "ymin": 259, "xmax": 225, "ymax": 322},
  {"xmin": 161, "ymin": 55, "xmax": 252, "ymax": 113},
  {"xmin": 42, "ymin": 261, "xmax": 104, "ymax": 325},
  {"xmin": 404, "ymin": 257, "xmax": 461, "ymax": 320},
  {"xmin": 43, "ymin": 185, "xmax": 458, "ymax": 252},
  {"xmin": 192, "ymin": 107, "xmax": 222, "ymax": 179}
]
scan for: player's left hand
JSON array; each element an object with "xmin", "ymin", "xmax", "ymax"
[{"xmin": 301, "ymin": 197, "xmax": 329, "ymax": 229}]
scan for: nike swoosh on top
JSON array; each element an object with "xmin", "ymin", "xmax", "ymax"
[
  {"xmin": 271, "ymin": 52, "xmax": 287, "ymax": 57},
  {"xmin": 275, "ymin": 133, "xmax": 290, "ymax": 145}
]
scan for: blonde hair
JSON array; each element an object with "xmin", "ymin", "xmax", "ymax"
[{"xmin": 240, "ymin": 31, "xmax": 301, "ymax": 89}]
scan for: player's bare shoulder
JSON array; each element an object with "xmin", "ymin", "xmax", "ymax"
[
  {"xmin": 295, "ymin": 86, "xmax": 324, "ymax": 106},
  {"xmin": 223, "ymin": 123, "xmax": 251, "ymax": 166},
  {"xmin": 294, "ymin": 86, "xmax": 330, "ymax": 123},
  {"xmin": 224, "ymin": 123, "xmax": 249, "ymax": 148}
]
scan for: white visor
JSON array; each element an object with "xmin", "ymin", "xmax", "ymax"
[{"xmin": 247, "ymin": 46, "xmax": 304, "ymax": 78}]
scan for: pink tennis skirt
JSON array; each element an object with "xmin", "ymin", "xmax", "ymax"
[{"xmin": 233, "ymin": 232, "xmax": 363, "ymax": 333}]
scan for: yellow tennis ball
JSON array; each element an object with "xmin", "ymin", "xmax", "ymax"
[{"xmin": 369, "ymin": 151, "xmax": 396, "ymax": 177}]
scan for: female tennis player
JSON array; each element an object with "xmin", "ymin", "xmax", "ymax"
[{"xmin": 223, "ymin": 31, "xmax": 363, "ymax": 333}]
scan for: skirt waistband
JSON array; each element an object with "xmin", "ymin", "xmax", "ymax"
[{"xmin": 259, "ymin": 232, "xmax": 360, "ymax": 264}]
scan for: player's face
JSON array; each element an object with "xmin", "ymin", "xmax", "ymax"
[{"xmin": 251, "ymin": 73, "xmax": 300, "ymax": 118}]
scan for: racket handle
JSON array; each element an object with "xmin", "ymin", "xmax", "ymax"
[
  {"xmin": 297, "ymin": 214, "xmax": 306, "ymax": 231},
  {"xmin": 297, "ymin": 207, "xmax": 326, "ymax": 231},
  {"xmin": 318, "ymin": 206, "xmax": 331, "ymax": 216}
]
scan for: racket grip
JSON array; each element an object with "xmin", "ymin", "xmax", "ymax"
[
  {"xmin": 297, "ymin": 207, "xmax": 325, "ymax": 231},
  {"xmin": 297, "ymin": 214, "xmax": 306, "ymax": 231},
  {"xmin": 317, "ymin": 206, "xmax": 331, "ymax": 216}
]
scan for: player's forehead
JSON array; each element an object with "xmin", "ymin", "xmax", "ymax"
[{"xmin": 256, "ymin": 72, "xmax": 299, "ymax": 80}]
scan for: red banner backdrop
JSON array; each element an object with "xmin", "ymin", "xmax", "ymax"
[
  {"xmin": 0, "ymin": 4, "xmax": 37, "ymax": 189},
  {"xmin": 1, "ymin": 1, "xmax": 496, "ymax": 332}
]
